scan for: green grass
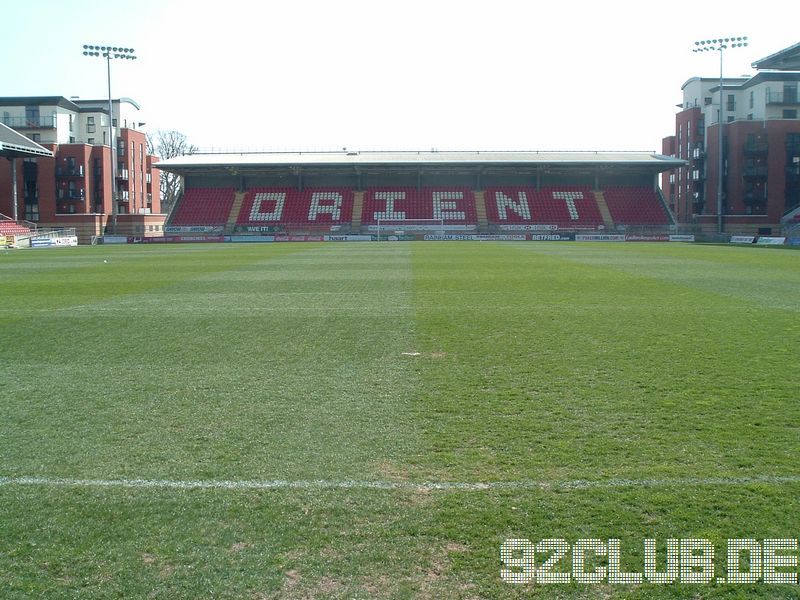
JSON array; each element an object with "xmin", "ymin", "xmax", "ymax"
[{"xmin": 0, "ymin": 241, "xmax": 798, "ymax": 598}]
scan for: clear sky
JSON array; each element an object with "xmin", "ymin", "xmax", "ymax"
[{"xmin": 2, "ymin": 0, "xmax": 797, "ymax": 153}]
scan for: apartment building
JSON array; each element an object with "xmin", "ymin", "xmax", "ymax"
[
  {"xmin": 0, "ymin": 96, "xmax": 163, "ymax": 239},
  {"xmin": 662, "ymin": 42, "xmax": 800, "ymax": 235}
]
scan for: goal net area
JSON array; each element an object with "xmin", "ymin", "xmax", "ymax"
[{"xmin": 370, "ymin": 218, "xmax": 477, "ymax": 240}]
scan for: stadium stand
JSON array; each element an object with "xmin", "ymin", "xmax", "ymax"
[
  {"xmin": 237, "ymin": 188, "xmax": 354, "ymax": 230},
  {"xmin": 170, "ymin": 188, "xmax": 236, "ymax": 226},
  {"xmin": 483, "ymin": 186, "xmax": 604, "ymax": 229},
  {"xmin": 0, "ymin": 217, "xmax": 31, "ymax": 236},
  {"xmin": 165, "ymin": 184, "xmax": 676, "ymax": 234},
  {"xmin": 360, "ymin": 187, "xmax": 477, "ymax": 225},
  {"xmin": 602, "ymin": 186, "xmax": 671, "ymax": 226}
]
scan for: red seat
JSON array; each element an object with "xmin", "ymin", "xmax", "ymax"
[
  {"xmin": 0, "ymin": 219, "xmax": 31, "ymax": 236},
  {"xmin": 170, "ymin": 188, "xmax": 236, "ymax": 226},
  {"xmin": 484, "ymin": 186, "xmax": 603, "ymax": 229},
  {"xmin": 360, "ymin": 187, "xmax": 477, "ymax": 225},
  {"xmin": 603, "ymin": 187, "xmax": 670, "ymax": 226},
  {"xmin": 237, "ymin": 188, "xmax": 354, "ymax": 229}
]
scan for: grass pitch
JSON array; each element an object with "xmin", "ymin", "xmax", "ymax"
[{"xmin": 0, "ymin": 241, "xmax": 798, "ymax": 598}]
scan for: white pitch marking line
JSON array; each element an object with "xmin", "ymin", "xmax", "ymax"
[{"xmin": 1, "ymin": 475, "xmax": 799, "ymax": 492}]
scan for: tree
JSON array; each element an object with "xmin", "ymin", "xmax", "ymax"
[{"xmin": 147, "ymin": 130, "xmax": 197, "ymax": 215}]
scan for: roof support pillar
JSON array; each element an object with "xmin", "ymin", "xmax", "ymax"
[{"xmin": 10, "ymin": 158, "xmax": 18, "ymax": 221}]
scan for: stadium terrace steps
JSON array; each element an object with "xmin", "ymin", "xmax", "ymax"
[
  {"xmin": 593, "ymin": 190, "xmax": 616, "ymax": 230},
  {"xmin": 225, "ymin": 192, "xmax": 248, "ymax": 232},
  {"xmin": 351, "ymin": 191, "xmax": 364, "ymax": 230},
  {"xmin": 474, "ymin": 191, "xmax": 488, "ymax": 230}
]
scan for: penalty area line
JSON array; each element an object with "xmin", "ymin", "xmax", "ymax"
[{"xmin": 0, "ymin": 474, "xmax": 799, "ymax": 492}]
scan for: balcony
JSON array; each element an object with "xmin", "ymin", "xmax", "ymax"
[
  {"xmin": 691, "ymin": 169, "xmax": 705, "ymax": 181},
  {"xmin": 766, "ymin": 91, "xmax": 800, "ymax": 106},
  {"xmin": 118, "ymin": 191, "xmax": 130, "ymax": 201},
  {"xmin": 117, "ymin": 169, "xmax": 129, "ymax": 180},
  {"xmin": 787, "ymin": 166, "xmax": 800, "ymax": 182},
  {"xmin": 742, "ymin": 166, "xmax": 768, "ymax": 179},
  {"xmin": 743, "ymin": 141, "xmax": 768, "ymax": 156},
  {"xmin": 692, "ymin": 147, "xmax": 705, "ymax": 160},
  {"xmin": 1, "ymin": 115, "xmax": 57, "ymax": 129},
  {"xmin": 56, "ymin": 165, "xmax": 85, "ymax": 177},
  {"xmin": 58, "ymin": 189, "xmax": 85, "ymax": 200}
]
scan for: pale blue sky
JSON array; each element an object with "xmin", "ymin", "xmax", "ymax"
[{"xmin": 1, "ymin": 0, "xmax": 797, "ymax": 152}]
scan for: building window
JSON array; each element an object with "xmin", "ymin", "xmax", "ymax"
[
  {"xmin": 69, "ymin": 114, "xmax": 74, "ymax": 132},
  {"xmin": 727, "ymin": 95, "xmax": 735, "ymax": 112},
  {"xmin": 28, "ymin": 133, "xmax": 41, "ymax": 142},
  {"xmin": 749, "ymin": 91, "xmax": 754, "ymax": 109},
  {"xmin": 69, "ymin": 136, "xmax": 76, "ymax": 143},
  {"xmin": 25, "ymin": 105, "xmax": 40, "ymax": 127},
  {"xmin": 783, "ymin": 109, "xmax": 798, "ymax": 119},
  {"xmin": 88, "ymin": 138, "xmax": 95, "ymax": 144}
]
